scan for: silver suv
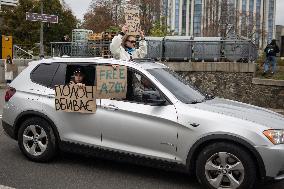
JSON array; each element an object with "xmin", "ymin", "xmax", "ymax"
[{"xmin": 2, "ymin": 58, "xmax": 284, "ymax": 189}]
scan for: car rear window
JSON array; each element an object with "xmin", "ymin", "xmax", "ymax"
[{"xmin": 30, "ymin": 63, "xmax": 59, "ymax": 88}]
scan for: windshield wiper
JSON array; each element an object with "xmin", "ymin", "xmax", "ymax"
[
  {"xmin": 205, "ymin": 94, "xmax": 215, "ymax": 100},
  {"xmin": 189, "ymin": 100, "xmax": 203, "ymax": 104}
]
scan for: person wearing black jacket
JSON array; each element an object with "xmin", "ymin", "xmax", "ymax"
[{"xmin": 263, "ymin": 39, "xmax": 280, "ymax": 75}]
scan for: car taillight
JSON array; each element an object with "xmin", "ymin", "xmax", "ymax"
[{"xmin": 5, "ymin": 87, "xmax": 16, "ymax": 102}]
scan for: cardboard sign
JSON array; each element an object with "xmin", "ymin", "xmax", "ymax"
[
  {"xmin": 6, "ymin": 63, "xmax": 18, "ymax": 72},
  {"xmin": 96, "ymin": 65, "xmax": 127, "ymax": 99},
  {"xmin": 125, "ymin": 8, "xmax": 140, "ymax": 36},
  {"xmin": 55, "ymin": 85, "xmax": 97, "ymax": 113}
]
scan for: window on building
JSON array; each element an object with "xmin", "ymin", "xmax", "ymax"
[
  {"xmin": 193, "ymin": 0, "xmax": 202, "ymax": 36},
  {"xmin": 267, "ymin": 0, "xmax": 275, "ymax": 43},
  {"xmin": 175, "ymin": 0, "xmax": 180, "ymax": 32}
]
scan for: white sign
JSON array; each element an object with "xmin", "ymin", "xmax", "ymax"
[{"xmin": 0, "ymin": 0, "xmax": 18, "ymax": 6}]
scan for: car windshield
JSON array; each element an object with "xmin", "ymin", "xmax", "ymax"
[{"xmin": 148, "ymin": 68, "xmax": 206, "ymax": 104}]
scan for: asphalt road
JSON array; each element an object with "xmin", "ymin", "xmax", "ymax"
[{"xmin": 0, "ymin": 89, "xmax": 284, "ymax": 189}]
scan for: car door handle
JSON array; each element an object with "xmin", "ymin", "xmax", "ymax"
[
  {"xmin": 102, "ymin": 104, "xmax": 119, "ymax": 111},
  {"xmin": 47, "ymin": 94, "xmax": 55, "ymax": 98}
]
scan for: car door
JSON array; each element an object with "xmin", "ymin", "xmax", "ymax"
[
  {"xmin": 41, "ymin": 63, "xmax": 103, "ymax": 147},
  {"xmin": 100, "ymin": 68, "xmax": 179, "ymax": 161}
]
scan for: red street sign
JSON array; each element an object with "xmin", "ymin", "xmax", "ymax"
[{"xmin": 26, "ymin": 12, "xmax": 58, "ymax": 23}]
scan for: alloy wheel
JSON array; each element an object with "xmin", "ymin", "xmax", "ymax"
[
  {"xmin": 22, "ymin": 125, "xmax": 48, "ymax": 156},
  {"xmin": 205, "ymin": 152, "xmax": 245, "ymax": 189}
]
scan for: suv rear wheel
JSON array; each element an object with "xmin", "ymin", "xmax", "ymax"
[
  {"xmin": 18, "ymin": 117, "xmax": 57, "ymax": 162},
  {"xmin": 196, "ymin": 142, "xmax": 256, "ymax": 189}
]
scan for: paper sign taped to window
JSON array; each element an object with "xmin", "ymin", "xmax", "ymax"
[
  {"xmin": 125, "ymin": 8, "xmax": 140, "ymax": 36},
  {"xmin": 96, "ymin": 65, "xmax": 127, "ymax": 99},
  {"xmin": 55, "ymin": 85, "xmax": 97, "ymax": 113}
]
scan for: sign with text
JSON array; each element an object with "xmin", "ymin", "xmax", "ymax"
[
  {"xmin": 26, "ymin": 12, "xmax": 58, "ymax": 23},
  {"xmin": 6, "ymin": 64, "xmax": 17, "ymax": 72},
  {"xmin": 55, "ymin": 85, "xmax": 97, "ymax": 113},
  {"xmin": 125, "ymin": 8, "xmax": 140, "ymax": 36},
  {"xmin": 96, "ymin": 66, "xmax": 127, "ymax": 99}
]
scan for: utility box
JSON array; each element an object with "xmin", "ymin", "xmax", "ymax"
[{"xmin": 2, "ymin": 35, "xmax": 13, "ymax": 59}]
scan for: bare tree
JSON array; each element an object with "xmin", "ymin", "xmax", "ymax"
[{"xmin": 128, "ymin": 0, "xmax": 162, "ymax": 35}]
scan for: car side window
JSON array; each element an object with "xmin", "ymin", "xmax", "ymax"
[
  {"xmin": 30, "ymin": 63, "xmax": 59, "ymax": 88},
  {"xmin": 65, "ymin": 64, "xmax": 96, "ymax": 86},
  {"xmin": 124, "ymin": 69, "xmax": 168, "ymax": 105},
  {"xmin": 51, "ymin": 63, "xmax": 67, "ymax": 88}
]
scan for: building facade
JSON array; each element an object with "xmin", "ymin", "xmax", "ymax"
[
  {"xmin": 164, "ymin": 0, "xmax": 276, "ymax": 49},
  {"xmin": 276, "ymin": 25, "xmax": 284, "ymax": 57}
]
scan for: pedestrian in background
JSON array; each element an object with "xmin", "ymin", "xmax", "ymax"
[
  {"xmin": 110, "ymin": 25, "xmax": 147, "ymax": 61},
  {"xmin": 4, "ymin": 55, "xmax": 14, "ymax": 84},
  {"xmin": 263, "ymin": 39, "xmax": 280, "ymax": 76}
]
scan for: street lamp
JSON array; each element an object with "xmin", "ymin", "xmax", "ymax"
[{"xmin": 40, "ymin": 0, "xmax": 44, "ymax": 57}]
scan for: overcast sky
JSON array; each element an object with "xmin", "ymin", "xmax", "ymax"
[
  {"xmin": 65, "ymin": 0, "xmax": 93, "ymax": 20},
  {"xmin": 65, "ymin": 0, "xmax": 284, "ymax": 25}
]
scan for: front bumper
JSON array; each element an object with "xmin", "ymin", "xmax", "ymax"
[
  {"xmin": 2, "ymin": 120, "xmax": 16, "ymax": 140},
  {"xmin": 255, "ymin": 144, "xmax": 284, "ymax": 180}
]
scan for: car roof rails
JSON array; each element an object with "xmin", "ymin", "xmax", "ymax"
[{"xmin": 132, "ymin": 58, "xmax": 155, "ymax": 63}]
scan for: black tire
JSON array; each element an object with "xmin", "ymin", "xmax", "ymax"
[
  {"xmin": 18, "ymin": 117, "xmax": 57, "ymax": 162},
  {"xmin": 196, "ymin": 142, "xmax": 256, "ymax": 189}
]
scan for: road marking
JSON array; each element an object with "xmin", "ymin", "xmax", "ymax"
[{"xmin": 0, "ymin": 185, "xmax": 15, "ymax": 189}]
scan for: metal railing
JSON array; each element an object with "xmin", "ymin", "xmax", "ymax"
[
  {"xmin": 13, "ymin": 45, "xmax": 34, "ymax": 59},
  {"xmin": 50, "ymin": 39, "xmax": 258, "ymax": 62},
  {"xmin": 50, "ymin": 41, "xmax": 111, "ymax": 58}
]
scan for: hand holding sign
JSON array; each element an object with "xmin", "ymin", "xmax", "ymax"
[
  {"xmin": 139, "ymin": 30, "xmax": 145, "ymax": 39},
  {"xmin": 122, "ymin": 25, "xmax": 129, "ymax": 34}
]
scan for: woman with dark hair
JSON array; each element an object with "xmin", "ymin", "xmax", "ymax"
[
  {"xmin": 110, "ymin": 25, "xmax": 147, "ymax": 61},
  {"xmin": 69, "ymin": 67, "xmax": 86, "ymax": 88},
  {"xmin": 5, "ymin": 55, "xmax": 14, "ymax": 84},
  {"xmin": 263, "ymin": 39, "xmax": 280, "ymax": 75}
]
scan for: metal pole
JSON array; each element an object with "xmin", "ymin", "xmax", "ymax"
[{"xmin": 40, "ymin": 0, "xmax": 44, "ymax": 56}]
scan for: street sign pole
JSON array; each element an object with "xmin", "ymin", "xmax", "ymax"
[
  {"xmin": 40, "ymin": 0, "xmax": 44, "ymax": 56},
  {"xmin": 26, "ymin": 6, "xmax": 58, "ymax": 57}
]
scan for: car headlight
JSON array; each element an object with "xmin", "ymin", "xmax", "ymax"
[{"xmin": 263, "ymin": 130, "xmax": 284, "ymax": 145}]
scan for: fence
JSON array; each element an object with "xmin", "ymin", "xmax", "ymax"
[{"xmin": 50, "ymin": 38, "xmax": 258, "ymax": 62}]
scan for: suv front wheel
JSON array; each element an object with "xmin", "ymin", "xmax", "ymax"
[
  {"xmin": 18, "ymin": 117, "xmax": 57, "ymax": 162},
  {"xmin": 196, "ymin": 142, "xmax": 256, "ymax": 189}
]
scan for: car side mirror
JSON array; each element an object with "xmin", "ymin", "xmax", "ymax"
[{"xmin": 142, "ymin": 90, "xmax": 166, "ymax": 106}]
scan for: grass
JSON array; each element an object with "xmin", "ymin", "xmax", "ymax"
[{"xmin": 255, "ymin": 55, "xmax": 284, "ymax": 80}]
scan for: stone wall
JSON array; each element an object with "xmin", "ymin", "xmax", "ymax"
[{"xmin": 164, "ymin": 62, "xmax": 284, "ymax": 109}]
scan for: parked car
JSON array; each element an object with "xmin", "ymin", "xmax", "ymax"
[{"xmin": 2, "ymin": 57, "xmax": 284, "ymax": 189}]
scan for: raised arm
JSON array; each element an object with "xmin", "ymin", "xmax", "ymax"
[
  {"xmin": 110, "ymin": 25, "xmax": 128, "ymax": 59},
  {"xmin": 136, "ymin": 30, "xmax": 147, "ymax": 58},
  {"xmin": 110, "ymin": 35, "xmax": 123, "ymax": 59}
]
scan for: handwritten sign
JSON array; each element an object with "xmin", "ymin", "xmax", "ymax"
[
  {"xmin": 55, "ymin": 85, "xmax": 97, "ymax": 113},
  {"xmin": 6, "ymin": 63, "xmax": 18, "ymax": 72},
  {"xmin": 125, "ymin": 8, "xmax": 140, "ymax": 36},
  {"xmin": 96, "ymin": 65, "xmax": 127, "ymax": 99}
]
